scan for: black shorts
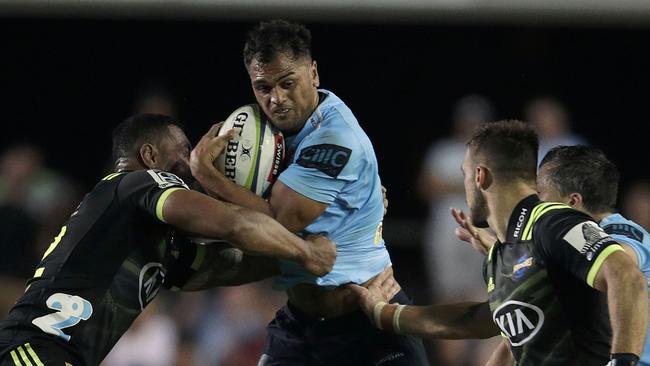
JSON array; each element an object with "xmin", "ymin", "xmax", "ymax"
[
  {"xmin": 0, "ymin": 331, "xmax": 81, "ymax": 366},
  {"xmin": 258, "ymin": 290, "xmax": 428, "ymax": 366}
]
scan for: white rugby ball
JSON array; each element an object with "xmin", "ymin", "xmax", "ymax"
[{"xmin": 214, "ymin": 104, "xmax": 284, "ymax": 197}]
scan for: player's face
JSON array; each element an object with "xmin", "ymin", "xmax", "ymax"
[
  {"xmin": 462, "ymin": 149, "xmax": 490, "ymax": 228},
  {"xmin": 247, "ymin": 53, "xmax": 320, "ymax": 134},
  {"xmin": 157, "ymin": 125, "xmax": 192, "ymax": 183},
  {"xmin": 537, "ymin": 165, "xmax": 569, "ymax": 204}
]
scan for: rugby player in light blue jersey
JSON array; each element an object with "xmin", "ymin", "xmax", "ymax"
[
  {"xmin": 450, "ymin": 145, "xmax": 649, "ymax": 366},
  {"xmin": 189, "ymin": 20, "xmax": 427, "ymax": 365}
]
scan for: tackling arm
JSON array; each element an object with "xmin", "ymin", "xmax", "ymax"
[
  {"xmin": 181, "ymin": 244, "xmax": 281, "ymax": 291},
  {"xmin": 395, "ymin": 301, "xmax": 499, "ymax": 339},
  {"xmin": 161, "ymin": 188, "xmax": 335, "ymax": 277},
  {"xmin": 349, "ymin": 284, "xmax": 498, "ymax": 339}
]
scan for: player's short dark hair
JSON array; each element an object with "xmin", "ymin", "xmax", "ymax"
[
  {"xmin": 467, "ymin": 120, "xmax": 539, "ymax": 182},
  {"xmin": 112, "ymin": 114, "xmax": 183, "ymax": 162},
  {"xmin": 243, "ymin": 19, "xmax": 312, "ymax": 66},
  {"xmin": 539, "ymin": 145, "xmax": 619, "ymax": 213}
]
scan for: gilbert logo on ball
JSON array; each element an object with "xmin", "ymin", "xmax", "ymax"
[{"xmin": 215, "ymin": 104, "xmax": 284, "ymax": 197}]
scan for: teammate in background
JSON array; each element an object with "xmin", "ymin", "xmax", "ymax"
[
  {"xmin": 190, "ymin": 19, "xmax": 428, "ymax": 365},
  {"xmin": 0, "ymin": 114, "xmax": 336, "ymax": 366},
  {"xmin": 452, "ymin": 145, "xmax": 650, "ymax": 366},
  {"xmin": 525, "ymin": 97, "xmax": 586, "ymax": 164},
  {"xmin": 350, "ymin": 121, "xmax": 647, "ymax": 365}
]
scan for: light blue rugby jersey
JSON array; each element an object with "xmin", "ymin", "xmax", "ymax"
[
  {"xmin": 273, "ymin": 89, "xmax": 391, "ymax": 290},
  {"xmin": 600, "ymin": 213, "xmax": 650, "ymax": 366}
]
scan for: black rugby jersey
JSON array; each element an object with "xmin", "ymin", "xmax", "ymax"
[
  {"xmin": 0, "ymin": 169, "xmax": 188, "ymax": 365},
  {"xmin": 485, "ymin": 195, "xmax": 623, "ymax": 366}
]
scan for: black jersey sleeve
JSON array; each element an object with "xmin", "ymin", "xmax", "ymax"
[
  {"xmin": 117, "ymin": 169, "xmax": 189, "ymax": 223},
  {"xmin": 534, "ymin": 209, "xmax": 623, "ymax": 288}
]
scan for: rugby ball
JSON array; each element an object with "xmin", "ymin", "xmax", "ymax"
[{"xmin": 214, "ymin": 104, "xmax": 284, "ymax": 197}]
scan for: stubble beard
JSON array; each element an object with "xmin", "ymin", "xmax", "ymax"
[{"xmin": 469, "ymin": 186, "xmax": 490, "ymax": 229}]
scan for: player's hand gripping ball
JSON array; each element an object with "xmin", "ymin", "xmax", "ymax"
[{"xmin": 214, "ymin": 104, "xmax": 284, "ymax": 197}]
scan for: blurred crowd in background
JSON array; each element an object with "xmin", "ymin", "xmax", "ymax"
[{"xmin": 0, "ymin": 86, "xmax": 648, "ymax": 366}]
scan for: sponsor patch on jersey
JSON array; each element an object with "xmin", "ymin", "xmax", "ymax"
[
  {"xmin": 563, "ymin": 221, "xmax": 612, "ymax": 261},
  {"xmin": 492, "ymin": 300, "xmax": 544, "ymax": 347},
  {"xmin": 512, "ymin": 207, "xmax": 529, "ymax": 238},
  {"xmin": 296, "ymin": 144, "xmax": 351, "ymax": 178},
  {"xmin": 147, "ymin": 170, "xmax": 189, "ymax": 190},
  {"xmin": 512, "ymin": 255, "xmax": 533, "ymax": 280}
]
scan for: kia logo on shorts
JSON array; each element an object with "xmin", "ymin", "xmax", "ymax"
[{"xmin": 492, "ymin": 301, "xmax": 544, "ymax": 346}]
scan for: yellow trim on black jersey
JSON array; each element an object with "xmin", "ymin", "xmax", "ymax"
[
  {"xmin": 16, "ymin": 346, "xmax": 33, "ymax": 366},
  {"xmin": 10, "ymin": 350, "xmax": 20, "ymax": 366},
  {"xmin": 24, "ymin": 344, "xmax": 43, "ymax": 366},
  {"xmin": 155, "ymin": 187, "xmax": 185, "ymax": 223},
  {"xmin": 101, "ymin": 172, "xmax": 125, "ymax": 181},
  {"xmin": 586, "ymin": 244, "xmax": 624, "ymax": 287},
  {"xmin": 42, "ymin": 226, "xmax": 67, "ymax": 260},
  {"xmin": 521, "ymin": 202, "xmax": 571, "ymax": 241},
  {"xmin": 488, "ymin": 242, "xmax": 496, "ymax": 262}
]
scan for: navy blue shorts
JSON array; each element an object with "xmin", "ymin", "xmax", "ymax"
[{"xmin": 258, "ymin": 290, "xmax": 428, "ymax": 366}]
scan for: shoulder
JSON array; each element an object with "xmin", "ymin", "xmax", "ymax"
[
  {"xmin": 534, "ymin": 206, "xmax": 614, "ymax": 257},
  {"xmin": 533, "ymin": 203, "xmax": 589, "ymax": 237},
  {"xmin": 601, "ymin": 214, "xmax": 647, "ymax": 244},
  {"xmin": 318, "ymin": 91, "xmax": 360, "ymax": 134},
  {"xmin": 602, "ymin": 214, "xmax": 650, "ymax": 266},
  {"xmin": 299, "ymin": 99, "xmax": 363, "ymax": 164},
  {"xmin": 303, "ymin": 92, "xmax": 367, "ymax": 150},
  {"xmin": 118, "ymin": 169, "xmax": 189, "ymax": 195}
]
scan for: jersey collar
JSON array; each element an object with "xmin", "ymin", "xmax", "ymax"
[
  {"xmin": 506, "ymin": 194, "xmax": 541, "ymax": 243},
  {"xmin": 599, "ymin": 213, "xmax": 624, "ymax": 226}
]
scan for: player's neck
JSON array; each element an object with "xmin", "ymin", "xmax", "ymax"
[
  {"xmin": 586, "ymin": 210, "xmax": 615, "ymax": 223},
  {"xmin": 487, "ymin": 182, "xmax": 538, "ymax": 242},
  {"xmin": 115, "ymin": 157, "xmax": 145, "ymax": 173}
]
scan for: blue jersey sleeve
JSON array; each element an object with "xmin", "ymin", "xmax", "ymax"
[
  {"xmin": 279, "ymin": 131, "xmax": 361, "ymax": 204},
  {"xmin": 612, "ymin": 234, "xmax": 650, "ymax": 273}
]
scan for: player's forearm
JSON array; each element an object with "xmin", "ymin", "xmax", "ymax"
[
  {"xmin": 163, "ymin": 190, "xmax": 308, "ymax": 265},
  {"xmin": 215, "ymin": 256, "xmax": 280, "ymax": 286},
  {"xmin": 192, "ymin": 164, "xmax": 274, "ymax": 217},
  {"xmin": 485, "ymin": 339, "xmax": 515, "ymax": 366},
  {"xmin": 223, "ymin": 204, "xmax": 311, "ymax": 265},
  {"xmin": 607, "ymin": 265, "xmax": 648, "ymax": 356},
  {"xmin": 183, "ymin": 250, "xmax": 280, "ymax": 291},
  {"xmin": 390, "ymin": 302, "xmax": 499, "ymax": 339}
]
